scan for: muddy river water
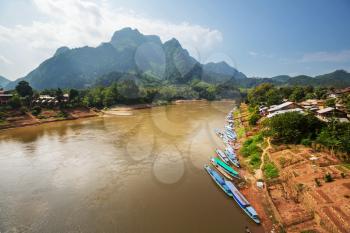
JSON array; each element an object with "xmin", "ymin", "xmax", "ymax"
[{"xmin": 0, "ymin": 101, "xmax": 263, "ymax": 233}]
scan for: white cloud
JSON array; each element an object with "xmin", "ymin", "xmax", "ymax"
[
  {"xmin": 300, "ymin": 50, "xmax": 350, "ymax": 63},
  {"xmin": 0, "ymin": 0, "xmax": 223, "ymax": 79}
]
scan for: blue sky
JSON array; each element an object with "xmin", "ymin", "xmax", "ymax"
[{"xmin": 0, "ymin": 0, "xmax": 350, "ymax": 80}]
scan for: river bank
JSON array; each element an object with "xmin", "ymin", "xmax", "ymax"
[
  {"xmin": 234, "ymin": 103, "xmax": 350, "ymax": 233},
  {"xmin": 0, "ymin": 99, "xmax": 237, "ymax": 131},
  {"xmin": 0, "ymin": 107, "xmax": 100, "ymax": 131},
  {"xmin": 228, "ymin": 103, "xmax": 278, "ymax": 233}
]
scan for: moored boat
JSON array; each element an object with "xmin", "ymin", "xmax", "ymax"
[
  {"xmin": 210, "ymin": 159, "xmax": 233, "ymax": 180},
  {"xmin": 225, "ymin": 180, "xmax": 261, "ymax": 224},
  {"xmin": 211, "ymin": 157, "xmax": 240, "ymax": 179},
  {"xmin": 225, "ymin": 147, "xmax": 240, "ymax": 168},
  {"xmin": 204, "ymin": 165, "xmax": 233, "ymax": 197},
  {"xmin": 225, "ymin": 131, "xmax": 236, "ymax": 140},
  {"xmin": 215, "ymin": 148, "xmax": 230, "ymax": 164}
]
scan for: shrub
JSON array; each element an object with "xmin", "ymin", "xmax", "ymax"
[
  {"xmin": 278, "ymin": 157, "xmax": 287, "ymax": 168},
  {"xmin": 8, "ymin": 95, "xmax": 22, "ymax": 109},
  {"xmin": 263, "ymin": 162, "xmax": 279, "ymax": 179},
  {"xmin": 324, "ymin": 173, "xmax": 333, "ymax": 182},
  {"xmin": 249, "ymin": 152, "xmax": 262, "ymax": 169},
  {"xmin": 19, "ymin": 106, "xmax": 27, "ymax": 114},
  {"xmin": 301, "ymin": 138, "xmax": 312, "ymax": 146},
  {"xmin": 57, "ymin": 111, "xmax": 68, "ymax": 118},
  {"xmin": 249, "ymin": 111, "xmax": 261, "ymax": 126},
  {"xmin": 31, "ymin": 106, "xmax": 42, "ymax": 116}
]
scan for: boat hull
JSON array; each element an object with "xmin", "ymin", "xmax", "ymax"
[{"xmin": 204, "ymin": 165, "xmax": 233, "ymax": 197}]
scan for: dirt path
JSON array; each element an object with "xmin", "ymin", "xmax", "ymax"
[{"xmin": 255, "ymin": 137, "xmax": 272, "ymax": 180}]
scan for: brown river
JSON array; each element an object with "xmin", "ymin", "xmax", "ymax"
[{"xmin": 0, "ymin": 101, "xmax": 263, "ymax": 233}]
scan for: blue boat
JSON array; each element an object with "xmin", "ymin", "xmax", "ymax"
[
  {"xmin": 204, "ymin": 165, "xmax": 233, "ymax": 197},
  {"xmin": 225, "ymin": 180, "xmax": 261, "ymax": 224}
]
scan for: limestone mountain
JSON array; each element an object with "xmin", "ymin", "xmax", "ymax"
[{"xmin": 6, "ymin": 27, "xmax": 245, "ymax": 90}]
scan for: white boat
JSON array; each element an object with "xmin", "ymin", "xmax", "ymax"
[{"xmin": 215, "ymin": 148, "xmax": 230, "ymax": 164}]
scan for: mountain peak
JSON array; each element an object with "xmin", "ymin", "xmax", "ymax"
[
  {"xmin": 111, "ymin": 27, "xmax": 141, "ymax": 42},
  {"xmin": 54, "ymin": 46, "xmax": 70, "ymax": 56},
  {"xmin": 110, "ymin": 27, "xmax": 161, "ymax": 50},
  {"xmin": 164, "ymin": 38, "xmax": 181, "ymax": 48}
]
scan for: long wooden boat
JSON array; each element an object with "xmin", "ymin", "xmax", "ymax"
[
  {"xmin": 215, "ymin": 148, "xmax": 230, "ymax": 164},
  {"xmin": 225, "ymin": 147, "xmax": 240, "ymax": 168},
  {"xmin": 211, "ymin": 157, "xmax": 240, "ymax": 179},
  {"xmin": 225, "ymin": 180, "xmax": 261, "ymax": 224},
  {"xmin": 204, "ymin": 165, "xmax": 233, "ymax": 197},
  {"xmin": 210, "ymin": 159, "xmax": 233, "ymax": 180}
]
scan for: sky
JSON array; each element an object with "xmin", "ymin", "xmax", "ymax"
[{"xmin": 0, "ymin": 0, "xmax": 350, "ymax": 80}]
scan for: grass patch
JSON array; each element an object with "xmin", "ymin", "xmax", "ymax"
[
  {"xmin": 236, "ymin": 126, "xmax": 246, "ymax": 139},
  {"xmin": 0, "ymin": 119, "xmax": 9, "ymax": 126},
  {"xmin": 240, "ymin": 133, "xmax": 264, "ymax": 169},
  {"xmin": 341, "ymin": 163, "xmax": 350, "ymax": 170},
  {"xmin": 263, "ymin": 161, "xmax": 279, "ymax": 179}
]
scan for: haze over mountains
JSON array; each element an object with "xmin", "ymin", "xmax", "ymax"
[{"xmin": 4, "ymin": 27, "xmax": 350, "ymax": 90}]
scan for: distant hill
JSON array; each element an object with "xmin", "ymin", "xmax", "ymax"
[
  {"xmin": 241, "ymin": 70, "xmax": 350, "ymax": 88},
  {"xmin": 6, "ymin": 27, "xmax": 245, "ymax": 90},
  {"xmin": 0, "ymin": 75, "xmax": 10, "ymax": 88},
  {"xmin": 270, "ymin": 70, "xmax": 350, "ymax": 88}
]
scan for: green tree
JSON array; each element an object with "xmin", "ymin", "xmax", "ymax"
[
  {"xmin": 289, "ymin": 87, "xmax": 305, "ymax": 102},
  {"xmin": 314, "ymin": 87, "xmax": 328, "ymax": 99},
  {"xmin": 266, "ymin": 88, "xmax": 282, "ymax": 106},
  {"xmin": 325, "ymin": 98, "xmax": 336, "ymax": 107},
  {"xmin": 69, "ymin": 89, "xmax": 79, "ymax": 102},
  {"xmin": 8, "ymin": 94, "xmax": 22, "ymax": 109},
  {"xmin": 248, "ymin": 83, "xmax": 280, "ymax": 106},
  {"xmin": 55, "ymin": 88, "xmax": 64, "ymax": 102},
  {"xmin": 117, "ymin": 79, "xmax": 139, "ymax": 104},
  {"xmin": 15, "ymin": 81, "xmax": 33, "ymax": 97},
  {"xmin": 265, "ymin": 112, "xmax": 324, "ymax": 144}
]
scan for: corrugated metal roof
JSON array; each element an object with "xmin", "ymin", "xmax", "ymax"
[
  {"xmin": 268, "ymin": 101, "xmax": 294, "ymax": 112},
  {"xmin": 317, "ymin": 107, "xmax": 334, "ymax": 114}
]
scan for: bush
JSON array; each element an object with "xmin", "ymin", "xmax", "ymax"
[
  {"xmin": 19, "ymin": 106, "xmax": 27, "ymax": 114},
  {"xmin": 263, "ymin": 162, "xmax": 279, "ymax": 179},
  {"xmin": 57, "ymin": 111, "xmax": 68, "ymax": 118},
  {"xmin": 240, "ymin": 133, "xmax": 264, "ymax": 169},
  {"xmin": 324, "ymin": 173, "xmax": 333, "ymax": 182},
  {"xmin": 301, "ymin": 138, "xmax": 312, "ymax": 146},
  {"xmin": 249, "ymin": 111, "xmax": 261, "ymax": 126},
  {"xmin": 8, "ymin": 95, "xmax": 22, "ymax": 109},
  {"xmin": 249, "ymin": 152, "xmax": 262, "ymax": 169},
  {"xmin": 31, "ymin": 106, "xmax": 42, "ymax": 116},
  {"xmin": 317, "ymin": 120, "xmax": 350, "ymax": 154}
]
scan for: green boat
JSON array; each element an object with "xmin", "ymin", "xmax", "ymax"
[{"xmin": 211, "ymin": 157, "xmax": 240, "ymax": 179}]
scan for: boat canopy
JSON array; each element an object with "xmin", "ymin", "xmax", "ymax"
[
  {"xmin": 214, "ymin": 158, "xmax": 239, "ymax": 176},
  {"xmin": 226, "ymin": 181, "xmax": 250, "ymax": 207},
  {"xmin": 246, "ymin": 206, "xmax": 258, "ymax": 218}
]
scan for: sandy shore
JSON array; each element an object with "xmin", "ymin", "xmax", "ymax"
[{"xmin": 0, "ymin": 108, "xmax": 100, "ymax": 131}]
